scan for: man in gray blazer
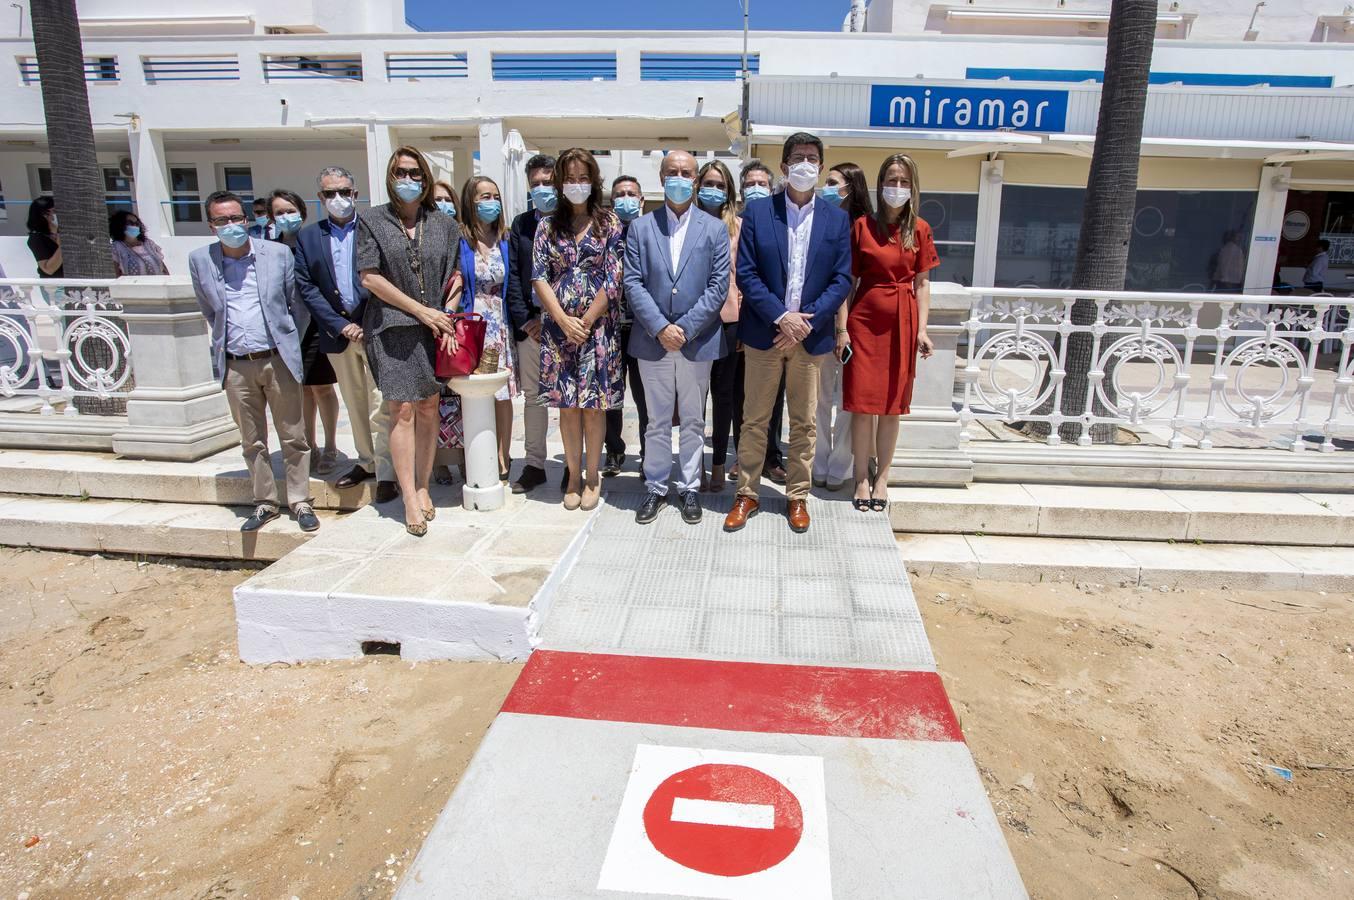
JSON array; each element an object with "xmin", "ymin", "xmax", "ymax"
[
  {"xmin": 189, "ymin": 190, "xmax": 317, "ymax": 533},
  {"xmin": 623, "ymin": 151, "xmax": 731, "ymax": 525}
]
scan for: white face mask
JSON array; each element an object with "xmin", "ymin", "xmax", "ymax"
[
  {"xmin": 562, "ymin": 183, "xmax": 593, "ymax": 205},
  {"xmin": 881, "ymin": 186, "xmax": 912, "ymax": 209},
  {"xmin": 324, "ymin": 194, "xmax": 355, "ymax": 220},
  {"xmin": 786, "ymin": 162, "xmax": 820, "ymax": 193}
]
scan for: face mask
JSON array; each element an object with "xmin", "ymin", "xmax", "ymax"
[
  {"xmin": 697, "ymin": 186, "xmax": 726, "ymax": 210},
  {"xmin": 663, "ymin": 176, "xmax": 694, "ymax": 205},
  {"xmin": 529, "ymin": 185, "xmax": 557, "ymax": 214},
  {"xmin": 49, "ymin": 213, "xmax": 58, "ymax": 229},
  {"xmin": 435, "ymin": 200, "xmax": 457, "ymax": 218},
  {"xmin": 393, "ymin": 179, "xmax": 423, "ymax": 203},
  {"xmin": 274, "ymin": 212, "xmax": 303, "ymax": 235},
  {"xmin": 324, "ymin": 195, "xmax": 355, "ymax": 220},
  {"xmin": 818, "ymin": 185, "xmax": 844, "ymax": 207},
  {"xmin": 562, "ymin": 183, "xmax": 592, "ymax": 205},
  {"xmin": 613, "ymin": 196, "xmax": 641, "ymax": 222},
  {"xmin": 881, "ymin": 186, "xmax": 912, "ymax": 209},
  {"xmin": 254, "ymin": 215, "xmax": 268, "ymax": 228},
  {"xmin": 743, "ymin": 185, "xmax": 771, "ymax": 203},
  {"xmin": 124, "ymin": 225, "xmax": 142, "ymax": 240},
  {"xmin": 216, "ymin": 223, "xmax": 249, "ymax": 249},
  {"xmin": 786, "ymin": 162, "xmax": 820, "ymax": 192},
  {"xmin": 476, "ymin": 199, "xmax": 502, "ymax": 223}
]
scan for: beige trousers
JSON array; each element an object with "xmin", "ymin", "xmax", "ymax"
[
  {"xmin": 735, "ymin": 343, "xmax": 824, "ymax": 501},
  {"xmin": 328, "ymin": 340, "xmax": 393, "ymax": 482},
  {"xmin": 224, "ymin": 354, "xmax": 312, "ymax": 510},
  {"xmin": 516, "ymin": 334, "xmax": 548, "ymax": 469}
]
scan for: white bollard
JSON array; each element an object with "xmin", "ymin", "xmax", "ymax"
[{"xmin": 449, "ymin": 371, "xmax": 510, "ymax": 511}]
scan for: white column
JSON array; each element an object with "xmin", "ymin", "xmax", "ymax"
[
  {"xmin": 972, "ymin": 159, "xmax": 1004, "ymax": 288},
  {"xmin": 364, "ymin": 123, "xmax": 394, "ymax": 204},
  {"xmin": 129, "ymin": 126, "xmax": 171, "ymax": 239},
  {"xmin": 1246, "ymin": 164, "xmax": 1290, "ymax": 295},
  {"xmin": 477, "ymin": 118, "xmax": 506, "ymax": 190},
  {"xmin": 449, "ymin": 372, "xmax": 510, "ymax": 511},
  {"xmin": 451, "ymin": 145, "xmax": 474, "ymax": 186}
]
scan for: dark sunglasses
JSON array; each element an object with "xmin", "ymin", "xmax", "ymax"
[
  {"xmin": 320, "ymin": 188, "xmax": 355, "ymax": 199},
  {"xmin": 392, "ymin": 167, "xmax": 424, "ymax": 180}
]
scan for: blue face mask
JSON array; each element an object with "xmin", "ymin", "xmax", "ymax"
[
  {"xmin": 529, "ymin": 185, "xmax": 558, "ymax": 214},
  {"xmin": 697, "ymin": 187, "xmax": 727, "ymax": 210},
  {"xmin": 613, "ymin": 196, "xmax": 642, "ymax": 222},
  {"xmin": 435, "ymin": 200, "xmax": 456, "ymax": 218},
  {"xmin": 274, "ymin": 212, "xmax": 303, "ymax": 235},
  {"xmin": 664, "ymin": 176, "xmax": 694, "ymax": 205},
  {"xmin": 254, "ymin": 215, "xmax": 268, "ymax": 228},
  {"xmin": 217, "ymin": 223, "xmax": 249, "ymax": 249},
  {"xmin": 124, "ymin": 225, "xmax": 141, "ymax": 240},
  {"xmin": 818, "ymin": 185, "xmax": 845, "ymax": 207},
  {"xmin": 743, "ymin": 185, "xmax": 771, "ymax": 203},
  {"xmin": 393, "ymin": 179, "xmax": 423, "ymax": 203},
  {"xmin": 476, "ymin": 199, "xmax": 502, "ymax": 224}
]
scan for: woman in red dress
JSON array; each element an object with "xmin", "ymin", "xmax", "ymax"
[{"xmin": 842, "ymin": 154, "xmax": 939, "ymax": 512}]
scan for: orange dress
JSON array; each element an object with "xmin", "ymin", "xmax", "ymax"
[{"xmin": 843, "ymin": 216, "xmax": 940, "ymax": 416}]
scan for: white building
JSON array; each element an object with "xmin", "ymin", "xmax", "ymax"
[{"xmin": 1, "ymin": 0, "xmax": 1353, "ymax": 295}]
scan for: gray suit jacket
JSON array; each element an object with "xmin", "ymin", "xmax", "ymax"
[
  {"xmin": 623, "ymin": 206, "xmax": 731, "ymax": 362},
  {"xmin": 188, "ymin": 239, "xmax": 304, "ymax": 384}
]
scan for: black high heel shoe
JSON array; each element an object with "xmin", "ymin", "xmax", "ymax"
[{"xmin": 852, "ymin": 498, "xmax": 871, "ymax": 512}]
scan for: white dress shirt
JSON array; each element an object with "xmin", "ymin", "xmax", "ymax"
[
  {"xmin": 220, "ymin": 241, "xmax": 273, "ymax": 356},
  {"xmin": 1305, "ymin": 250, "xmax": 1329, "ymax": 285},
  {"xmin": 666, "ymin": 204, "xmax": 693, "ymax": 276},
  {"xmin": 785, "ymin": 195, "xmax": 815, "ymax": 314}
]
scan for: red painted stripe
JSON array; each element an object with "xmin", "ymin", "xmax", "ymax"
[{"xmin": 501, "ymin": 650, "xmax": 964, "ymax": 742}]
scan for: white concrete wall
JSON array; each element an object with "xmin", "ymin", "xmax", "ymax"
[{"xmin": 0, "ymin": 0, "xmax": 409, "ymax": 37}]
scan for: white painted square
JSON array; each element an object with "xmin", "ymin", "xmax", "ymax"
[{"xmin": 597, "ymin": 744, "xmax": 832, "ymax": 900}]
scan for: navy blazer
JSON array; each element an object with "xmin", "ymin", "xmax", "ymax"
[
  {"xmin": 457, "ymin": 236, "xmax": 523, "ymax": 337},
  {"xmin": 293, "ymin": 217, "xmax": 369, "ymax": 354},
  {"xmin": 735, "ymin": 193, "xmax": 853, "ymax": 357},
  {"xmin": 508, "ymin": 209, "xmax": 545, "ymax": 340}
]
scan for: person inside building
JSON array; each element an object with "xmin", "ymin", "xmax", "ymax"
[
  {"xmin": 26, "ymin": 197, "xmax": 62, "ymax": 278},
  {"xmin": 1210, "ymin": 229, "xmax": 1245, "ymax": 293},
  {"xmin": 109, "ymin": 210, "xmax": 168, "ymax": 276},
  {"xmin": 606, "ymin": 173, "xmax": 648, "ymax": 476},
  {"xmin": 624, "ymin": 150, "xmax": 730, "ymax": 525},
  {"xmin": 842, "ymin": 154, "xmax": 939, "ymax": 513},
  {"xmin": 293, "ymin": 165, "xmax": 397, "ymax": 502},
  {"xmin": 531, "ymin": 147, "xmax": 624, "ymax": 512},
  {"xmin": 508, "ymin": 154, "xmax": 557, "ymax": 495},
  {"xmin": 445, "ymin": 174, "xmax": 521, "ymax": 481},
  {"xmin": 431, "ymin": 180, "xmax": 458, "ymax": 219},
  {"xmin": 248, "ymin": 197, "xmax": 272, "ymax": 240},
  {"xmin": 188, "ymin": 190, "xmax": 317, "ymax": 533},
  {"xmin": 725, "ymin": 132, "xmax": 852, "ymax": 535},
  {"xmin": 696, "ymin": 159, "xmax": 742, "ymax": 493},
  {"xmin": 357, "ymin": 146, "xmax": 461, "ymax": 536},
  {"xmin": 1304, "ymin": 239, "xmax": 1331, "ymax": 293}
]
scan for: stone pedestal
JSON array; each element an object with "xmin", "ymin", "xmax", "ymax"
[
  {"xmin": 890, "ymin": 282, "xmax": 973, "ymax": 486},
  {"xmin": 110, "ymin": 277, "xmax": 240, "ymax": 461},
  {"xmin": 450, "ymin": 371, "xmax": 510, "ymax": 511}
]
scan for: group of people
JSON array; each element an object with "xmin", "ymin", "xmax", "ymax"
[{"xmin": 173, "ymin": 129, "xmax": 937, "ymax": 536}]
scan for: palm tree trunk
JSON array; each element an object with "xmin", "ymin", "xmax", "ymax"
[{"xmin": 1028, "ymin": 0, "xmax": 1156, "ymax": 444}]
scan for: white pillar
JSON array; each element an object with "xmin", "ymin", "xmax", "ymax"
[
  {"xmin": 365, "ymin": 123, "xmax": 394, "ymax": 206},
  {"xmin": 973, "ymin": 159, "xmax": 1004, "ymax": 288},
  {"xmin": 451, "ymin": 145, "xmax": 474, "ymax": 187},
  {"xmin": 477, "ymin": 118, "xmax": 506, "ymax": 190},
  {"xmin": 1246, "ymin": 163, "xmax": 1290, "ymax": 295},
  {"xmin": 129, "ymin": 125, "xmax": 171, "ymax": 239},
  {"xmin": 449, "ymin": 371, "xmax": 510, "ymax": 511}
]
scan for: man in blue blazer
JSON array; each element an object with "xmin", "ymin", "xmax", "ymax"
[
  {"xmin": 189, "ymin": 190, "xmax": 316, "ymax": 533},
  {"xmin": 293, "ymin": 165, "xmax": 396, "ymax": 503},
  {"xmin": 624, "ymin": 151, "xmax": 731, "ymax": 525},
  {"xmin": 725, "ymin": 132, "xmax": 853, "ymax": 535}
]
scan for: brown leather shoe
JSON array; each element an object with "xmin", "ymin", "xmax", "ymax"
[
  {"xmin": 787, "ymin": 499, "xmax": 810, "ymax": 534},
  {"xmin": 723, "ymin": 496, "xmax": 760, "ymax": 532}
]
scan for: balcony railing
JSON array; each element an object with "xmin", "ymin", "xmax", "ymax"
[
  {"xmin": 141, "ymin": 55, "xmax": 240, "ymax": 83},
  {"xmin": 958, "ymin": 288, "xmax": 1353, "ymax": 452},
  {"xmin": 263, "ymin": 55, "xmax": 364, "ymax": 82},
  {"xmin": 640, "ymin": 53, "xmax": 759, "ymax": 81},
  {"xmin": 386, "ymin": 52, "xmax": 469, "ymax": 80},
  {"xmin": 18, "ymin": 56, "xmax": 120, "ymax": 85},
  {"xmin": 491, "ymin": 53, "xmax": 617, "ymax": 81}
]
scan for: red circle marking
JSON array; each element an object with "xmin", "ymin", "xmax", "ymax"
[{"xmin": 642, "ymin": 763, "xmax": 803, "ymax": 877}]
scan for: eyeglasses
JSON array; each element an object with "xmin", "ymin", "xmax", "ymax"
[
  {"xmin": 320, "ymin": 188, "xmax": 355, "ymax": 199},
  {"xmin": 787, "ymin": 154, "xmax": 822, "ymax": 166},
  {"xmin": 208, "ymin": 215, "xmax": 248, "ymax": 226},
  {"xmin": 392, "ymin": 167, "xmax": 424, "ymax": 180}
]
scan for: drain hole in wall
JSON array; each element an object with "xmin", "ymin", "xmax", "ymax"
[{"xmin": 361, "ymin": 640, "xmax": 401, "ymax": 656}]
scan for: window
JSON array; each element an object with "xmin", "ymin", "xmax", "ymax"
[
  {"xmin": 918, "ymin": 193, "xmax": 978, "ymax": 286},
  {"xmin": 36, "ymin": 167, "xmax": 134, "ymax": 213},
  {"xmin": 995, "ymin": 186, "xmax": 1084, "ymax": 289},
  {"xmin": 171, "ymin": 167, "xmax": 202, "ymax": 223},
  {"xmin": 219, "ymin": 166, "xmax": 254, "ymax": 205}
]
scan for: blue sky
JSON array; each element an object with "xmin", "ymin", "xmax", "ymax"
[{"xmin": 404, "ymin": 0, "xmax": 843, "ymax": 32}]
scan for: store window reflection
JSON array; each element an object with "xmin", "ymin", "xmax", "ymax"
[{"xmin": 919, "ymin": 193, "xmax": 977, "ymax": 286}]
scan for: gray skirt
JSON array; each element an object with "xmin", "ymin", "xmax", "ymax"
[{"xmin": 366, "ymin": 324, "xmax": 439, "ymax": 402}]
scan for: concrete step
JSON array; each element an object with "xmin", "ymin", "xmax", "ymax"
[
  {"xmin": 897, "ymin": 532, "xmax": 1354, "ymax": 592},
  {"xmin": 0, "ymin": 494, "xmax": 332, "ymax": 562},
  {"xmin": 888, "ymin": 482, "xmax": 1354, "ymax": 547}
]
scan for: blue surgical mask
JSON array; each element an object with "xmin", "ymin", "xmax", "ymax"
[
  {"xmin": 743, "ymin": 185, "xmax": 771, "ymax": 203},
  {"xmin": 613, "ymin": 196, "xmax": 641, "ymax": 222},
  {"xmin": 697, "ymin": 187, "xmax": 727, "ymax": 210},
  {"xmin": 217, "ymin": 223, "xmax": 249, "ymax": 249},
  {"xmin": 529, "ymin": 185, "xmax": 557, "ymax": 214},
  {"xmin": 275, "ymin": 212, "xmax": 303, "ymax": 235},
  {"xmin": 818, "ymin": 185, "xmax": 845, "ymax": 207},
  {"xmin": 124, "ymin": 225, "xmax": 141, "ymax": 240},
  {"xmin": 393, "ymin": 179, "xmax": 422, "ymax": 203},
  {"xmin": 435, "ymin": 200, "xmax": 457, "ymax": 218},
  {"xmin": 476, "ymin": 199, "xmax": 502, "ymax": 223},
  {"xmin": 254, "ymin": 215, "xmax": 268, "ymax": 228},
  {"xmin": 664, "ymin": 176, "xmax": 694, "ymax": 205}
]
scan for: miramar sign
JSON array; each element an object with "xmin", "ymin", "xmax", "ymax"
[{"xmin": 869, "ymin": 84, "xmax": 1069, "ymax": 133}]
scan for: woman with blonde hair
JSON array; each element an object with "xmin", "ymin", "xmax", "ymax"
[
  {"xmin": 431, "ymin": 180, "xmax": 457, "ymax": 219},
  {"xmin": 695, "ymin": 158, "xmax": 742, "ymax": 491}
]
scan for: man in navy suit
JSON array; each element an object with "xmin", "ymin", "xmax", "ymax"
[
  {"xmin": 725, "ymin": 133, "xmax": 852, "ymax": 535},
  {"xmin": 293, "ymin": 165, "xmax": 396, "ymax": 503}
]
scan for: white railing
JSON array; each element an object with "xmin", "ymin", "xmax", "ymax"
[
  {"xmin": 0, "ymin": 279, "xmax": 132, "ymax": 415},
  {"xmin": 958, "ymin": 288, "xmax": 1354, "ymax": 452}
]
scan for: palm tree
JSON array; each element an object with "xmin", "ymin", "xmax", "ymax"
[{"xmin": 1029, "ymin": 0, "xmax": 1156, "ymax": 444}]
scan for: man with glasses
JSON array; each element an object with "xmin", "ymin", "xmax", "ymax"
[
  {"xmin": 724, "ymin": 132, "xmax": 852, "ymax": 535},
  {"xmin": 508, "ymin": 154, "xmax": 557, "ymax": 494},
  {"xmin": 189, "ymin": 190, "xmax": 317, "ymax": 533},
  {"xmin": 293, "ymin": 166, "xmax": 396, "ymax": 504}
]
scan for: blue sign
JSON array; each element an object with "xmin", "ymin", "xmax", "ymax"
[{"xmin": 869, "ymin": 84, "xmax": 1069, "ymax": 133}]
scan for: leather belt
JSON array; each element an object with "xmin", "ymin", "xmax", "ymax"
[{"xmin": 226, "ymin": 348, "xmax": 277, "ymax": 362}]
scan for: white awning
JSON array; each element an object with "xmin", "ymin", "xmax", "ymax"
[
  {"xmin": 1048, "ymin": 134, "xmax": 1354, "ymax": 162},
  {"xmin": 748, "ymin": 124, "xmax": 1043, "ymax": 155}
]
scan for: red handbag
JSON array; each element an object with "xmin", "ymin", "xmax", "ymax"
[{"xmin": 435, "ymin": 312, "xmax": 487, "ymax": 378}]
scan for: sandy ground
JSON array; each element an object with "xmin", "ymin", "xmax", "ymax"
[{"xmin": 0, "ymin": 549, "xmax": 1350, "ymax": 898}]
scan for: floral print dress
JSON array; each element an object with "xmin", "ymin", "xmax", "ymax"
[
  {"xmin": 531, "ymin": 212, "xmax": 625, "ymax": 409},
  {"xmin": 473, "ymin": 245, "xmax": 519, "ymax": 402}
]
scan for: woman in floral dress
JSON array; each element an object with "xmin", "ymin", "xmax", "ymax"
[{"xmin": 532, "ymin": 147, "xmax": 624, "ymax": 511}]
